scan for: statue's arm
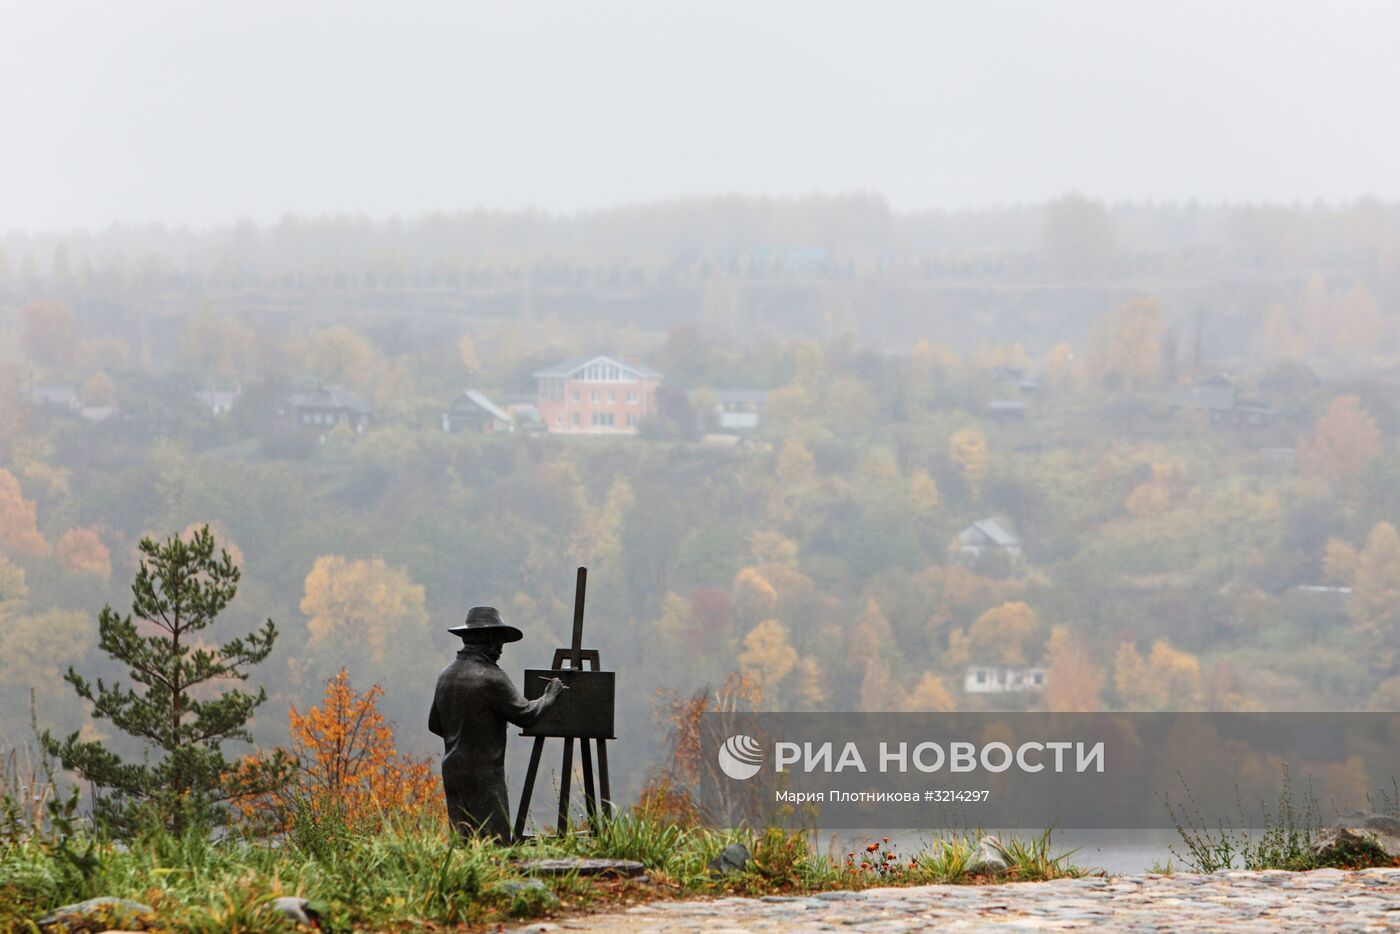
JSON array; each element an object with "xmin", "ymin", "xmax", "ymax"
[
  {"xmin": 428, "ymin": 696, "xmax": 443, "ymax": 736},
  {"xmin": 491, "ymin": 671, "xmax": 561, "ymax": 728}
]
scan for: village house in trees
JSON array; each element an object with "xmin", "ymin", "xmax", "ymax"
[
  {"xmin": 534, "ymin": 354, "xmax": 661, "ymax": 434},
  {"xmin": 712, "ymin": 389, "xmax": 768, "ymax": 431},
  {"xmin": 963, "ymin": 665, "xmax": 1046, "ymax": 694},
  {"xmin": 287, "ymin": 383, "xmax": 375, "ymax": 434},
  {"xmin": 441, "ymin": 389, "xmax": 513, "ymax": 434},
  {"xmin": 1168, "ymin": 375, "xmax": 1275, "ymax": 428},
  {"xmin": 956, "ymin": 518, "xmax": 1024, "ymax": 562}
]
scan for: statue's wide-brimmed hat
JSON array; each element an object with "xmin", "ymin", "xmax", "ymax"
[{"xmin": 448, "ymin": 606, "xmax": 523, "ymax": 643}]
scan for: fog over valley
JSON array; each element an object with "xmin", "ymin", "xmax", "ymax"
[{"xmin": 3, "ymin": 5, "xmax": 1400, "ymax": 911}]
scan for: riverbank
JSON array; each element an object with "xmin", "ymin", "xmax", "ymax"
[{"xmin": 507, "ymin": 868, "xmax": 1400, "ymax": 932}]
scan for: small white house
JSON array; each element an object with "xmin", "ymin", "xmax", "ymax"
[
  {"xmin": 964, "ymin": 666, "xmax": 1046, "ymax": 694},
  {"xmin": 957, "ymin": 518, "xmax": 1023, "ymax": 561},
  {"xmin": 712, "ymin": 390, "xmax": 768, "ymax": 431},
  {"xmin": 80, "ymin": 406, "xmax": 116, "ymax": 422},
  {"xmin": 194, "ymin": 386, "xmax": 242, "ymax": 416}
]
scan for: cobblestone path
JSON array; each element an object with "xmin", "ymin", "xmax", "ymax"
[{"xmin": 511, "ymin": 868, "xmax": 1400, "ymax": 932}]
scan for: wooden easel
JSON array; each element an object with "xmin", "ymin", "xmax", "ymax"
[{"xmin": 513, "ymin": 567, "xmax": 613, "ymax": 839}]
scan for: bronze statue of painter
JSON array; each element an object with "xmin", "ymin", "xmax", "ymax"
[{"xmin": 428, "ymin": 606, "xmax": 566, "ymax": 840}]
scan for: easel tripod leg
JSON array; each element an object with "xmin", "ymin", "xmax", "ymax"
[
  {"xmin": 596, "ymin": 739, "xmax": 612, "ymax": 818},
  {"xmin": 514, "ymin": 736, "xmax": 547, "ymax": 842},
  {"xmin": 557, "ymin": 737, "xmax": 574, "ymax": 835},
  {"xmin": 580, "ymin": 740, "xmax": 598, "ymax": 825}
]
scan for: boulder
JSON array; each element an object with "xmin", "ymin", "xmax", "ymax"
[
  {"xmin": 271, "ymin": 896, "xmax": 324, "ymax": 927},
  {"xmin": 1312, "ymin": 811, "xmax": 1400, "ymax": 859},
  {"xmin": 708, "ymin": 842, "xmax": 752, "ymax": 875},
  {"xmin": 966, "ymin": 835, "xmax": 1010, "ymax": 875},
  {"xmin": 36, "ymin": 897, "xmax": 155, "ymax": 932}
]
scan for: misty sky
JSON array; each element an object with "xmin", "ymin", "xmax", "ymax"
[{"xmin": 3, "ymin": 0, "xmax": 1398, "ymax": 231}]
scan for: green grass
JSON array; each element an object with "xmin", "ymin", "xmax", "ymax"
[
  {"xmin": 838, "ymin": 829, "xmax": 1087, "ymax": 886},
  {"xmin": 1164, "ymin": 771, "xmax": 1400, "ymax": 873},
  {"xmin": 0, "ymin": 808, "xmax": 1092, "ymax": 932},
  {"xmin": 986, "ymin": 829, "xmax": 1085, "ymax": 881}
]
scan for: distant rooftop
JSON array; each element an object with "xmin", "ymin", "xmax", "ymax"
[
  {"xmin": 711, "ymin": 389, "xmax": 770, "ymax": 404},
  {"xmin": 961, "ymin": 517, "xmax": 1021, "ymax": 547},
  {"xmin": 461, "ymin": 389, "xmax": 511, "ymax": 423},
  {"xmin": 533, "ymin": 354, "xmax": 661, "ymax": 380},
  {"xmin": 289, "ymin": 383, "xmax": 373, "ymax": 413}
]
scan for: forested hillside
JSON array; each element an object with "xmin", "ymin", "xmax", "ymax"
[{"xmin": 3, "ymin": 195, "xmax": 1400, "ymax": 802}]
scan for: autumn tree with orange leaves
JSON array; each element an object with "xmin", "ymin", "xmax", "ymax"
[
  {"xmin": 1083, "ymin": 298, "xmax": 1164, "ymax": 391},
  {"xmin": 1323, "ymin": 522, "xmax": 1400, "ymax": 669},
  {"xmin": 637, "ymin": 673, "xmax": 762, "ymax": 827},
  {"xmin": 1042, "ymin": 625, "xmax": 1104, "ymax": 712},
  {"xmin": 300, "ymin": 555, "xmax": 428, "ymax": 666},
  {"xmin": 737, "ymin": 619, "xmax": 798, "ymax": 698},
  {"xmin": 230, "ymin": 668, "xmax": 439, "ymax": 834},
  {"xmin": 1113, "ymin": 639, "xmax": 1204, "ymax": 710},
  {"xmin": 0, "ymin": 469, "xmax": 47, "ymax": 557},
  {"xmin": 1298, "ymin": 395, "xmax": 1380, "ymax": 488},
  {"xmin": 948, "ymin": 428, "xmax": 989, "ymax": 498}
]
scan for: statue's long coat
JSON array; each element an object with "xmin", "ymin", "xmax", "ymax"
[{"xmin": 428, "ymin": 647, "xmax": 555, "ymax": 840}]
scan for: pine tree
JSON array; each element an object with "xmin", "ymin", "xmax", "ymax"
[{"xmin": 41, "ymin": 526, "xmax": 278, "ymax": 835}]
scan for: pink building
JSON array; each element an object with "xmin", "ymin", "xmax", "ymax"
[{"xmin": 534, "ymin": 355, "xmax": 661, "ymax": 434}]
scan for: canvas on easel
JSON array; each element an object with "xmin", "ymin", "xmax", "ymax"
[{"xmin": 522, "ymin": 669, "xmax": 615, "ymax": 739}]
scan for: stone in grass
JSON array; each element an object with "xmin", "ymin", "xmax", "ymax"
[
  {"xmin": 1312, "ymin": 812, "xmax": 1400, "ymax": 861},
  {"xmin": 521, "ymin": 857, "xmax": 646, "ymax": 878},
  {"xmin": 494, "ymin": 878, "xmax": 560, "ymax": 913},
  {"xmin": 708, "ymin": 843, "xmax": 752, "ymax": 875},
  {"xmin": 272, "ymin": 896, "xmax": 326, "ymax": 928},
  {"xmin": 966, "ymin": 835, "xmax": 1010, "ymax": 875},
  {"xmin": 36, "ymin": 896, "xmax": 156, "ymax": 931}
]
